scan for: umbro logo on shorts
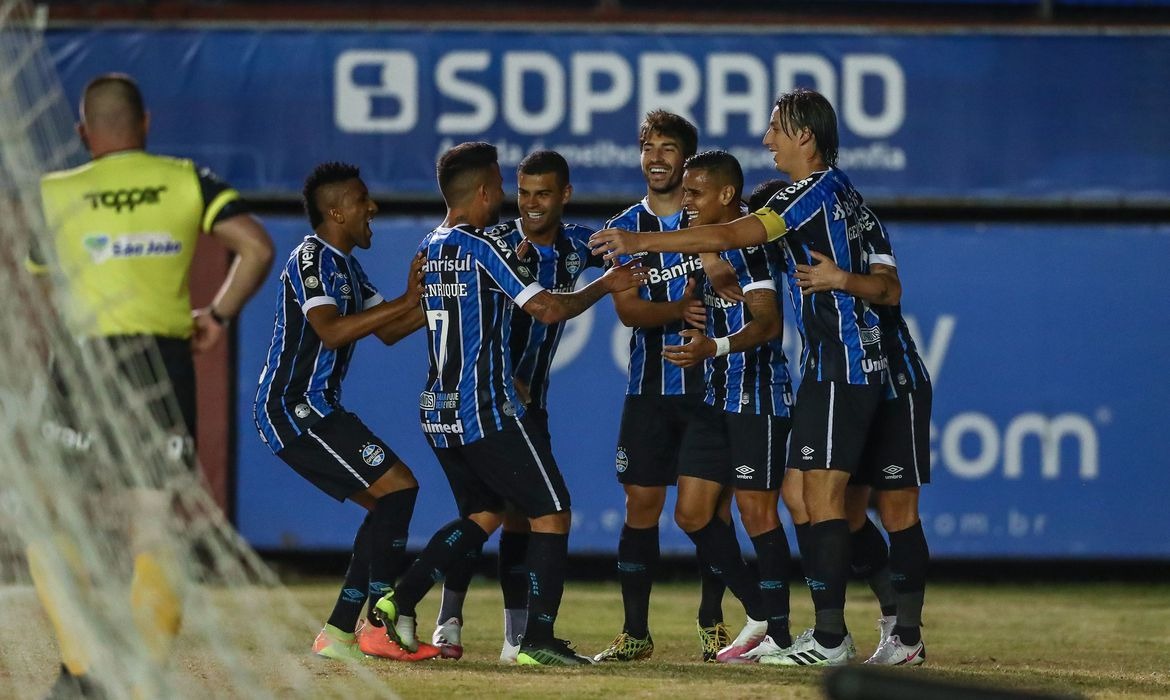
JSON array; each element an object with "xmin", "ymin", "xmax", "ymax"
[
  {"xmin": 883, "ymin": 464, "xmax": 904, "ymax": 478},
  {"xmin": 800, "ymin": 446, "xmax": 815, "ymax": 458},
  {"xmin": 735, "ymin": 465, "xmax": 754, "ymax": 479}
]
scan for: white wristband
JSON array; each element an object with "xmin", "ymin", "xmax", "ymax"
[{"xmin": 713, "ymin": 336, "xmax": 732, "ymax": 357}]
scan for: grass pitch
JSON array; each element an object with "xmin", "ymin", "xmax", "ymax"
[
  {"xmin": 6, "ymin": 579, "xmax": 1169, "ymax": 698},
  {"xmin": 294, "ymin": 579, "xmax": 1170, "ymax": 699}
]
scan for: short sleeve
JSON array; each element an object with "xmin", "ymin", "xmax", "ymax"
[
  {"xmin": 288, "ymin": 241, "xmax": 336, "ymax": 313},
  {"xmin": 349, "ymin": 257, "xmax": 384, "ymax": 309},
  {"xmin": 738, "ymin": 246, "xmax": 777, "ymax": 294},
  {"xmin": 862, "ymin": 209, "xmax": 897, "ymax": 268},
  {"xmin": 197, "ymin": 165, "xmax": 250, "ymax": 232},
  {"xmin": 471, "ymin": 231, "xmax": 544, "ymax": 307}
]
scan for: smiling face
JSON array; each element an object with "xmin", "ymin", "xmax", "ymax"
[
  {"xmin": 640, "ymin": 130, "xmax": 686, "ymax": 195},
  {"xmin": 334, "ymin": 177, "xmax": 378, "ymax": 250},
  {"xmin": 517, "ymin": 171, "xmax": 570, "ymax": 240},
  {"xmin": 762, "ymin": 105, "xmax": 807, "ymax": 179},
  {"xmin": 681, "ymin": 168, "xmax": 735, "ymax": 226}
]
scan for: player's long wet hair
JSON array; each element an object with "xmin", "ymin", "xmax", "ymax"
[
  {"xmin": 437, "ymin": 141, "xmax": 498, "ymax": 206},
  {"xmin": 684, "ymin": 150, "xmax": 744, "ymax": 202},
  {"xmin": 303, "ymin": 161, "xmax": 360, "ymax": 229},
  {"xmin": 748, "ymin": 178, "xmax": 793, "ymax": 212},
  {"xmin": 773, "ymin": 88, "xmax": 839, "ymax": 167},
  {"xmin": 518, "ymin": 150, "xmax": 571, "ymax": 189},
  {"xmin": 639, "ymin": 110, "xmax": 698, "ymax": 160}
]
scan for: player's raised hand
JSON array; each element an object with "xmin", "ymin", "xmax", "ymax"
[
  {"xmin": 406, "ymin": 251, "xmax": 426, "ymax": 304},
  {"xmin": 794, "ymin": 250, "xmax": 846, "ymax": 296},
  {"xmin": 600, "ymin": 257, "xmax": 649, "ymax": 293},
  {"xmin": 589, "ymin": 228, "xmax": 640, "ymax": 261},
  {"xmin": 662, "ymin": 328, "xmax": 714, "ymax": 368},
  {"xmin": 680, "ymin": 278, "xmax": 706, "ymax": 331}
]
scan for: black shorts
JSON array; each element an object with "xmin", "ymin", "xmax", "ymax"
[
  {"xmin": 276, "ymin": 410, "xmax": 400, "ymax": 502},
  {"xmin": 788, "ymin": 380, "xmax": 884, "ymax": 474},
  {"xmin": 854, "ymin": 383, "xmax": 933, "ymax": 490},
  {"xmin": 432, "ymin": 412, "xmax": 570, "ymax": 519},
  {"xmin": 677, "ymin": 402, "xmax": 790, "ymax": 491},
  {"xmin": 525, "ymin": 406, "xmax": 551, "ymax": 443},
  {"xmin": 45, "ymin": 335, "xmax": 197, "ymax": 483},
  {"xmin": 614, "ymin": 394, "xmax": 704, "ymax": 487}
]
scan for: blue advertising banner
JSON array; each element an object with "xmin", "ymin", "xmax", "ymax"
[
  {"xmin": 235, "ymin": 216, "xmax": 1170, "ymax": 558},
  {"xmin": 48, "ymin": 27, "xmax": 1170, "ymax": 205}
]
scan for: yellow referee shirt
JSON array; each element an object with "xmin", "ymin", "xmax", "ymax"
[{"xmin": 33, "ymin": 150, "xmax": 245, "ymax": 339}]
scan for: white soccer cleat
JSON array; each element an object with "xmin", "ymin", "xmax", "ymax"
[
  {"xmin": 877, "ymin": 615, "xmax": 897, "ymax": 648},
  {"xmin": 499, "ymin": 639, "xmax": 520, "ymax": 664},
  {"xmin": 714, "ymin": 616, "xmax": 768, "ymax": 663},
  {"xmin": 432, "ymin": 617, "xmax": 464, "ymax": 660},
  {"xmin": 864, "ymin": 634, "xmax": 926, "ymax": 666},
  {"xmin": 760, "ymin": 632, "xmax": 855, "ymax": 666},
  {"xmin": 739, "ymin": 635, "xmax": 790, "ymax": 662}
]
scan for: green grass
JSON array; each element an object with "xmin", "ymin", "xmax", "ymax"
[{"xmin": 293, "ymin": 580, "xmax": 1170, "ymax": 699}]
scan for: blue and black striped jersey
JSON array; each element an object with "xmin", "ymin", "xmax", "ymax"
[
  {"xmin": 253, "ymin": 234, "xmax": 383, "ymax": 452},
  {"xmin": 609, "ymin": 198, "xmax": 705, "ymax": 396},
  {"xmin": 755, "ymin": 168, "xmax": 886, "ymax": 386},
  {"xmin": 417, "ymin": 223, "xmax": 545, "ymax": 447},
  {"xmin": 702, "ymin": 243, "xmax": 794, "ymax": 416},
  {"xmin": 860, "ymin": 209, "xmax": 931, "ymax": 399},
  {"xmin": 497, "ymin": 218, "xmax": 602, "ymax": 411}
]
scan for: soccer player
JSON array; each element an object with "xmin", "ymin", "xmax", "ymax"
[
  {"xmin": 372, "ymin": 141, "xmax": 646, "ymax": 666},
  {"xmin": 592, "ymin": 111, "xmax": 734, "ymax": 664},
  {"xmin": 252, "ymin": 161, "xmax": 439, "ymax": 663},
  {"xmin": 430, "ymin": 150, "xmax": 604, "ymax": 662},
  {"xmin": 665, "ymin": 152, "xmax": 798, "ymax": 664},
  {"xmin": 793, "ymin": 207, "xmax": 932, "ymax": 666},
  {"xmin": 590, "ymin": 88, "xmax": 898, "ymax": 666},
  {"xmin": 29, "ymin": 73, "xmax": 274, "ymax": 696}
]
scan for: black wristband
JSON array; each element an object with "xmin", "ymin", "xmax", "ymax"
[{"xmin": 209, "ymin": 307, "xmax": 232, "ymax": 329}]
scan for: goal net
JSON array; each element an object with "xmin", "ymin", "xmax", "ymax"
[{"xmin": 0, "ymin": 2, "xmax": 393, "ymax": 696}]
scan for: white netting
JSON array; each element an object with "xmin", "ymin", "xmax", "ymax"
[{"xmin": 0, "ymin": 2, "xmax": 392, "ymax": 696}]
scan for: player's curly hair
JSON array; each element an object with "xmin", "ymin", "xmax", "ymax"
[
  {"xmin": 773, "ymin": 88, "xmax": 839, "ymax": 167},
  {"xmin": 303, "ymin": 161, "xmax": 360, "ymax": 229},
  {"xmin": 639, "ymin": 110, "xmax": 698, "ymax": 160}
]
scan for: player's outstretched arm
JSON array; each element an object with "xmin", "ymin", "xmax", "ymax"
[
  {"xmin": 373, "ymin": 253, "xmax": 426, "ymax": 345},
  {"xmin": 662, "ymin": 289, "xmax": 780, "ymax": 368},
  {"xmin": 794, "ymin": 252, "xmax": 901, "ymax": 304},
  {"xmin": 193, "ymin": 213, "xmax": 276, "ymax": 353},
  {"xmin": 522, "ymin": 258, "xmax": 647, "ymax": 325},
  {"xmin": 308, "ymin": 253, "xmax": 425, "ymax": 349},
  {"xmin": 589, "ymin": 215, "xmax": 769, "ymax": 260},
  {"xmin": 612, "ymin": 277, "xmax": 705, "ymax": 331}
]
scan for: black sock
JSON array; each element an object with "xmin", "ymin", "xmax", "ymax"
[
  {"xmin": 809, "ymin": 519, "xmax": 850, "ymax": 648},
  {"xmin": 437, "ymin": 543, "xmax": 481, "ymax": 624},
  {"xmin": 751, "ymin": 526, "xmax": 792, "ymax": 647},
  {"xmin": 794, "ymin": 521, "xmax": 813, "ymax": 578},
  {"xmin": 888, "ymin": 520, "xmax": 929, "ymax": 646},
  {"xmin": 327, "ymin": 515, "xmax": 372, "ymax": 633},
  {"xmin": 618, "ymin": 525, "xmax": 658, "ymax": 638},
  {"xmin": 685, "ymin": 518, "xmax": 765, "ymax": 621},
  {"xmin": 394, "ymin": 518, "xmax": 489, "ymax": 617},
  {"xmin": 522, "ymin": 532, "xmax": 568, "ymax": 645},
  {"xmin": 499, "ymin": 530, "xmax": 530, "ymax": 610},
  {"xmin": 851, "ymin": 517, "xmax": 897, "ymax": 617},
  {"xmin": 366, "ymin": 487, "xmax": 417, "ymax": 623}
]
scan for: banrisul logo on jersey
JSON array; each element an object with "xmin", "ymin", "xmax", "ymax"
[{"xmin": 82, "ymin": 232, "xmax": 183, "ymax": 264}]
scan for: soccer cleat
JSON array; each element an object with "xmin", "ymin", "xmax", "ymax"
[
  {"xmin": 592, "ymin": 632, "xmax": 654, "ymax": 662},
  {"xmin": 697, "ymin": 620, "xmax": 732, "ymax": 662},
  {"xmin": 864, "ymin": 634, "xmax": 926, "ymax": 666},
  {"xmin": 740, "ymin": 635, "xmax": 791, "ymax": 663},
  {"xmin": 312, "ymin": 623, "xmax": 367, "ymax": 663},
  {"xmin": 759, "ymin": 632, "xmax": 855, "ymax": 666},
  {"xmin": 372, "ymin": 589, "xmax": 422, "ymax": 652},
  {"xmin": 357, "ymin": 619, "xmax": 441, "ymax": 661},
  {"xmin": 500, "ymin": 639, "xmax": 520, "ymax": 664},
  {"xmin": 517, "ymin": 638, "xmax": 595, "ymax": 666},
  {"xmin": 715, "ymin": 616, "xmax": 768, "ymax": 664},
  {"xmin": 432, "ymin": 617, "xmax": 464, "ymax": 660},
  {"xmin": 877, "ymin": 615, "xmax": 897, "ymax": 648}
]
